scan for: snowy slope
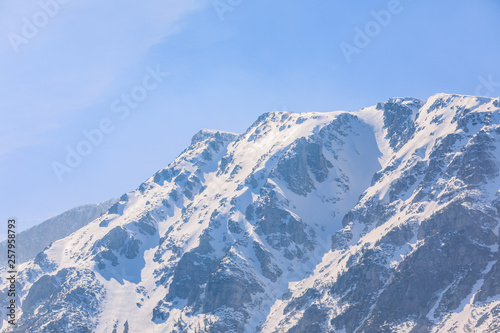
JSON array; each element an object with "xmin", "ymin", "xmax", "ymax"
[
  {"xmin": 261, "ymin": 94, "xmax": 500, "ymax": 332},
  {"xmin": 1, "ymin": 94, "xmax": 499, "ymax": 333}
]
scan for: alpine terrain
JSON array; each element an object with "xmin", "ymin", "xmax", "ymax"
[
  {"xmin": 1, "ymin": 93, "xmax": 500, "ymax": 332},
  {"xmin": 0, "ymin": 199, "xmax": 117, "ymax": 265}
]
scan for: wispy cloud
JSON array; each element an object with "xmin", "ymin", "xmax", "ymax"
[{"xmin": 0, "ymin": 0, "xmax": 206, "ymax": 157}]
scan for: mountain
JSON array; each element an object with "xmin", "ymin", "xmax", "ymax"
[
  {"xmin": 1, "ymin": 93, "xmax": 499, "ymax": 332},
  {"xmin": 0, "ymin": 199, "xmax": 117, "ymax": 265}
]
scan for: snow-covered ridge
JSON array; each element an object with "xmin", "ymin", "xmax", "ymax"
[
  {"xmin": 1, "ymin": 93, "xmax": 500, "ymax": 333},
  {"xmin": 0, "ymin": 198, "xmax": 116, "ymax": 265},
  {"xmin": 190, "ymin": 129, "xmax": 239, "ymax": 145}
]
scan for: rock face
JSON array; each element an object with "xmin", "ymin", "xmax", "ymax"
[
  {"xmin": 261, "ymin": 94, "xmax": 500, "ymax": 333},
  {"xmin": 1, "ymin": 93, "xmax": 500, "ymax": 333},
  {"xmin": 12, "ymin": 268, "xmax": 105, "ymax": 333}
]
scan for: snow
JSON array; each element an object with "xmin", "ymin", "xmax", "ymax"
[{"xmin": 3, "ymin": 93, "xmax": 500, "ymax": 333}]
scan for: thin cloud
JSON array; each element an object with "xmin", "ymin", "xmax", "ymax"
[{"xmin": 0, "ymin": 0, "xmax": 207, "ymax": 158}]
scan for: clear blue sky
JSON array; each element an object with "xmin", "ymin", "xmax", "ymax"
[{"xmin": 1, "ymin": 0, "xmax": 499, "ymax": 234}]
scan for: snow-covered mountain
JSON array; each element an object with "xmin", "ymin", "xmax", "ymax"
[
  {"xmin": 1, "ymin": 93, "xmax": 500, "ymax": 332},
  {"xmin": 0, "ymin": 199, "xmax": 116, "ymax": 265}
]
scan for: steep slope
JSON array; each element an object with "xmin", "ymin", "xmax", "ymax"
[
  {"xmin": 261, "ymin": 94, "xmax": 500, "ymax": 332},
  {"xmin": 1, "ymin": 94, "xmax": 499, "ymax": 333},
  {"xmin": 0, "ymin": 198, "xmax": 116, "ymax": 265}
]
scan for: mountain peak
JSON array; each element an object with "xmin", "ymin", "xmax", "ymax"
[
  {"xmin": 425, "ymin": 92, "xmax": 489, "ymax": 105},
  {"xmin": 386, "ymin": 96, "xmax": 424, "ymax": 104},
  {"xmin": 190, "ymin": 128, "xmax": 239, "ymax": 145},
  {"xmin": 4, "ymin": 95, "xmax": 500, "ymax": 333}
]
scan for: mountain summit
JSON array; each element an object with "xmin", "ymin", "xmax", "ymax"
[{"xmin": 2, "ymin": 94, "xmax": 500, "ymax": 332}]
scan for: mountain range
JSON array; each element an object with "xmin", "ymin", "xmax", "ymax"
[
  {"xmin": 0, "ymin": 199, "xmax": 116, "ymax": 265},
  {"xmin": 1, "ymin": 93, "xmax": 499, "ymax": 332}
]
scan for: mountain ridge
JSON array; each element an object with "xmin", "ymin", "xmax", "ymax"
[
  {"xmin": 0, "ymin": 198, "xmax": 117, "ymax": 265},
  {"xmin": 1, "ymin": 93, "xmax": 500, "ymax": 332}
]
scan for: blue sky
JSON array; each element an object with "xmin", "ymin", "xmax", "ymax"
[{"xmin": 1, "ymin": 0, "xmax": 499, "ymax": 234}]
